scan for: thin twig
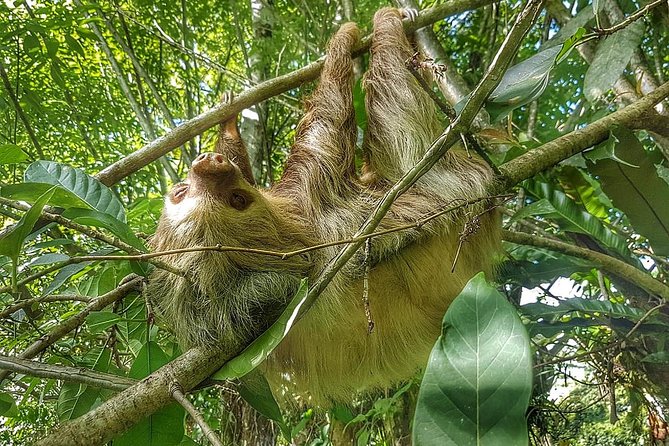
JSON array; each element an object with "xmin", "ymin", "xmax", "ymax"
[
  {"xmin": 593, "ymin": 0, "xmax": 667, "ymax": 36},
  {"xmin": 170, "ymin": 382, "xmax": 224, "ymax": 446},
  {"xmin": 0, "ymin": 294, "xmax": 90, "ymax": 319}
]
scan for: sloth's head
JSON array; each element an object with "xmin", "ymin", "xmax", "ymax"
[
  {"xmin": 152, "ymin": 150, "xmax": 313, "ymax": 275},
  {"xmin": 162, "ymin": 152, "xmax": 261, "ymax": 229}
]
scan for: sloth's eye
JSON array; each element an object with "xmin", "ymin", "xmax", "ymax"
[{"xmin": 229, "ymin": 191, "xmax": 251, "ymax": 211}]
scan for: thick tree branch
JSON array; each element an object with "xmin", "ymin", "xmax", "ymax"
[
  {"xmin": 0, "ymin": 355, "xmax": 136, "ymax": 392},
  {"xmin": 94, "ymin": 0, "xmax": 495, "ymax": 187}
]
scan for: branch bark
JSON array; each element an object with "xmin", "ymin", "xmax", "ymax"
[
  {"xmin": 0, "ymin": 355, "xmax": 136, "ymax": 392},
  {"xmin": 502, "ymin": 230, "xmax": 669, "ymax": 300}
]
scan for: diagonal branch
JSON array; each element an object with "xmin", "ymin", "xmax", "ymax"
[
  {"xmin": 502, "ymin": 230, "xmax": 669, "ymax": 300},
  {"xmin": 93, "ymin": 0, "xmax": 495, "ymax": 187}
]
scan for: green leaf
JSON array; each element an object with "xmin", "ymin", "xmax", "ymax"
[
  {"xmin": 64, "ymin": 35, "xmax": 85, "ymax": 57},
  {"xmin": 558, "ymin": 166, "xmax": 611, "ymax": 219},
  {"xmin": 213, "ymin": 279, "xmax": 308, "ymax": 380},
  {"xmin": 0, "ymin": 144, "xmax": 29, "ymax": 164},
  {"xmin": 25, "ymin": 161, "xmax": 126, "ymax": 222},
  {"xmin": 28, "ymin": 253, "xmax": 70, "ymax": 266},
  {"xmin": 1, "ymin": 182, "xmax": 91, "ymax": 210},
  {"xmin": 588, "ymin": 128, "xmax": 669, "ymax": 256},
  {"xmin": 526, "ymin": 182, "xmax": 634, "ymax": 260},
  {"xmin": 642, "ymin": 352, "xmax": 669, "ymax": 364},
  {"xmin": 22, "ymin": 33, "xmax": 41, "ymax": 54},
  {"xmin": 545, "ymin": 6, "xmax": 593, "ymax": 48},
  {"xmin": 238, "ymin": 370, "xmax": 290, "ymax": 439},
  {"xmin": 116, "ymin": 341, "xmax": 184, "ymax": 446},
  {"xmin": 63, "ymin": 208, "xmax": 147, "ymax": 252},
  {"xmin": 413, "ymin": 273, "xmax": 532, "ymax": 446},
  {"xmin": 0, "ymin": 188, "xmax": 55, "ymax": 287},
  {"xmin": 584, "ymin": 21, "xmax": 645, "ymax": 103},
  {"xmin": 0, "ymin": 392, "xmax": 18, "ymax": 417},
  {"xmin": 486, "ymin": 46, "xmax": 560, "ymax": 121},
  {"xmin": 521, "ymin": 298, "xmax": 646, "ymax": 321},
  {"xmin": 86, "ymin": 311, "xmax": 122, "ymax": 333},
  {"xmin": 57, "ymin": 348, "xmax": 111, "ymax": 420}
]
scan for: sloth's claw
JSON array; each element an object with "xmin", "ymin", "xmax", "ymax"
[{"xmin": 400, "ymin": 8, "xmax": 419, "ymax": 22}]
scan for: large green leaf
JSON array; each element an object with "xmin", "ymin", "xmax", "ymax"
[
  {"xmin": 413, "ymin": 273, "xmax": 532, "ymax": 446},
  {"xmin": 588, "ymin": 128, "xmax": 669, "ymax": 256},
  {"xmin": 523, "ymin": 182, "xmax": 633, "ymax": 260},
  {"xmin": 583, "ymin": 21, "xmax": 645, "ymax": 103},
  {"xmin": 213, "ymin": 279, "xmax": 308, "ymax": 380},
  {"xmin": 115, "ymin": 341, "xmax": 184, "ymax": 446},
  {"xmin": 485, "ymin": 46, "xmax": 561, "ymax": 121},
  {"xmin": 57, "ymin": 348, "xmax": 111, "ymax": 420},
  {"xmin": 24, "ymin": 160, "xmax": 126, "ymax": 221},
  {"xmin": 238, "ymin": 370, "xmax": 290, "ymax": 439}
]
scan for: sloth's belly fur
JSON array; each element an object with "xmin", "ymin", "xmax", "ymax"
[{"xmin": 265, "ymin": 231, "xmax": 490, "ymax": 404}]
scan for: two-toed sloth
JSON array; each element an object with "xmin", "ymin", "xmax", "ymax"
[{"xmin": 146, "ymin": 8, "xmax": 500, "ymax": 404}]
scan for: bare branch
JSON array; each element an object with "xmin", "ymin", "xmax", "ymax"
[
  {"xmin": 0, "ymin": 355, "xmax": 136, "ymax": 392},
  {"xmin": 502, "ymin": 229, "xmax": 669, "ymax": 300}
]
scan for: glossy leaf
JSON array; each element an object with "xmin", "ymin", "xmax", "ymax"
[
  {"xmin": 25, "ymin": 160, "xmax": 126, "ymax": 222},
  {"xmin": 413, "ymin": 273, "xmax": 532, "ymax": 446}
]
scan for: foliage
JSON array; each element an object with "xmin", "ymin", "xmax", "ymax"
[{"xmin": 1, "ymin": 0, "xmax": 669, "ymax": 444}]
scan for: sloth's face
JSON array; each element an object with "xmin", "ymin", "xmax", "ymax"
[{"xmin": 162, "ymin": 152, "xmax": 262, "ymax": 228}]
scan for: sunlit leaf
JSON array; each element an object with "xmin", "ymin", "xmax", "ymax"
[
  {"xmin": 25, "ymin": 161, "xmax": 126, "ymax": 222},
  {"xmin": 0, "ymin": 144, "xmax": 29, "ymax": 164},
  {"xmin": 413, "ymin": 273, "xmax": 532, "ymax": 445}
]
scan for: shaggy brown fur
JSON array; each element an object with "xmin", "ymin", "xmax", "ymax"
[{"xmin": 146, "ymin": 8, "xmax": 500, "ymax": 404}]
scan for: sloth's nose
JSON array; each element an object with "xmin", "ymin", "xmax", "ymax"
[{"xmin": 195, "ymin": 152, "xmax": 225, "ymax": 164}]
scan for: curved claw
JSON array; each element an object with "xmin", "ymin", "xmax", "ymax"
[
  {"xmin": 400, "ymin": 8, "xmax": 419, "ymax": 22},
  {"xmin": 221, "ymin": 91, "xmax": 234, "ymax": 105}
]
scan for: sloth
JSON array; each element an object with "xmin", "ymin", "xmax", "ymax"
[{"xmin": 145, "ymin": 8, "xmax": 500, "ymax": 404}]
